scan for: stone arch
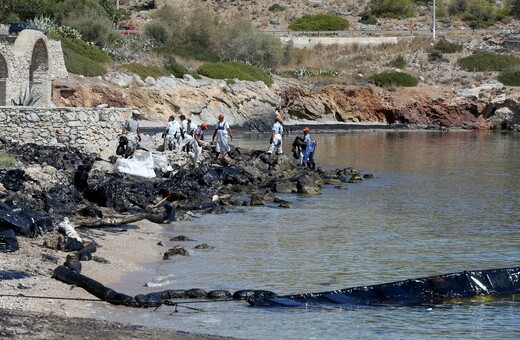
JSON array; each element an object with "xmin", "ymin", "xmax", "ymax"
[
  {"xmin": 0, "ymin": 54, "xmax": 7, "ymax": 106},
  {"xmin": 12, "ymin": 30, "xmax": 51, "ymax": 107},
  {"xmin": 29, "ymin": 39, "xmax": 49, "ymax": 105}
]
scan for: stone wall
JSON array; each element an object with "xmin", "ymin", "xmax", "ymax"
[
  {"xmin": 48, "ymin": 40, "xmax": 68, "ymax": 80},
  {"xmin": 0, "ymin": 107, "xmax": 128, "ymax": 155},
  {"xmin": 279, "ymin": 36, "xmax": 400, "ymax": 48}
]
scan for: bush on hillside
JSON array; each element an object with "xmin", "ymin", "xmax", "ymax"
[
  {"xmin": 268, "ymin": 4, "xmax": 286, "ymax": 12},
  {"xmin": 433, "ymin": 39, "xmax": 463, "ymax": 53},
  {"xmin": 60, "ymin": 37, "xmax": 111, "ymax": 63},
  {"xmin": 222, "ymin": 31, "xmax": 286, "ymax": 70},
  {"xmin": 386, "ymin": 55, "xmax": 407, "ymax": 69},
  {"xmin": 429, "ymin": 50, "xmax": 447, "ymax": 62},
  {"xmin": 359, "ymin": 12, "xmax": 378, "ymax": 25},
  {"xmin": 171, "ymin": 46, "xmax": 219, "ymax": 62},
  {"xmin": 118, "ymin": 63, "xmax": 170, "ymax": 80},
  {"xmin": 55, "ymin": 0, "xmax": 116, "ymax": 47},
  {"xmin": 288, "ymin": 13, "xmax": 349, "ymax": 31},
  {"xmin": 498, "ymin": 70, "xmax": 520, "ymax": 86},
  {"xmin": 369, "ymin": 71, "xmax": 418, "ymax": 87},
  {"xmin": 64, "ymin": 12, "xmax": 116, "ymax": 47},
  {"xmin": 197, "ymin": 62, "xmax": 273, "ymax": 86},
  {"xmin": 370, "ymin": 0, "xmax": 414, "ymax": 18},
  {"xmin": 457, "ymin": 52, "xmax": 520, "ymax": 72},
  {"xmin": 63, "ymin": 48, "xmax": 106, "ymax": 76},
  {"xmin": 145, "ymin": 21, "xmax": 171, "ymax": 45},
  {"xmin": 164, "ymin": 57, "xmax": 201, "ymax": 79}
]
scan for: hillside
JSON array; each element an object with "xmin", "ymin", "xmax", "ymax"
[
  {"xmin": 48, "ymin": 1, "xmax": 520, "ymax": 131},
  {"xmin": 130, "ymin": 0, "xmax": 515, "ymax": 32}
]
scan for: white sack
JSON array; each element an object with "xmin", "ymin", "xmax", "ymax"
[{"xmin": 115, "ymin": 151, "xmax": 156, "ymax": 178}]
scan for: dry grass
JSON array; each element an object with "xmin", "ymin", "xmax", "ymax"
[
  {"xmin": 159, "ymin": 0, "xmax": 371, "ymax": 30},
  {"xmin": 141, "ymin": 1, "xmax": 506, "ymax": 87}
]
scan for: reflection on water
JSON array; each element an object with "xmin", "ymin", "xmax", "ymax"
[{"xmin": 106, "ymin": 130, "xmax": 520, "ymax": 339}]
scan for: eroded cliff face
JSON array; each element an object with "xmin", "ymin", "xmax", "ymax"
[{"xmin": 52, "ymin": 75, "xmax": 515, "ymax": 130}]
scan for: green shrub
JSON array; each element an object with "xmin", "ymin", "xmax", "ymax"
[
  {"xmin": 145, "ymin": 21, "xmax": 171, "ymax": 45},
  {"xmin": 498, "ymin": 70, "xmax": 520, "ymax": 86},
  {"xmin": 268, "ymin": 4, "xmax": 285, "ymax": 12},
  {"xmin": 288, "ymin": 13, "xmax": 349, "ymax": 31},
  {"xmin": 0, "ymin": 150, "xmax": 16, "ymax": 168},
  {"xmin": 64, "ymin": 13, "xmax": 115, "ymax": 47},
  {"xmin": 118, "ymin": 63, "xmax": 170, "ymax": 80},
  {"xmin": 197, "ymin": 62, "xmax": 273, "ymax": 86},
  {"xmin": 167, "ymin": 46, "xmax": 218, "ymax": 62},
  {"xmin": 433, "ymin": 39, "xmax": 463, "ymax": 53},
  {"xmin": 369, "ymin": 71, "xmax": 419, "ymax": 87},
  {"xmin": 429, "ymin": 50, "xmax": 446, "ymax": 62},
  {"xmin": 370, "ymin": 0, "xmax": 414, "ymax": 18},
  {"xmin": 359, "ymin": 12, "xmax": 378, "ymax": 25},
  {"xmin": 63, "ymin": 48, "xmax": 106, "ymax": 76},
  {"xmin": 164, "ymin": 56, "xmax": 201, "ymax": 79},
  {"xmin": 222, "ymin": 31, "xmax": 286, "ymax": 70},
  {"xmin": 457, "ymin": 52, "xmax": 520, "ymax": 72},
  {"xmin": 60, "ymin": 34, "xmax": 109, "ymax": 76},
  {"xmin": 60, "ymin": 37, "xmax": 111, "ymax": 63},
  {"xmin": 386, "ymin": 55, "xmax": 407, "ymax": 69},
  {"xmin": 167, "ymin": 63, "xmax": 190, "ymax": 78},
  {"xmin": 460, "ymin": 0, "xmax": 497, "ymax": 28}
]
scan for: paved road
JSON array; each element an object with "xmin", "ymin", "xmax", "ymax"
[{"xmin": 265, "ymin": 28, "xmax": 517, "ymax": 37}]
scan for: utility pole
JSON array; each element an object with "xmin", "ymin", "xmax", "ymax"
[
  {"xmin": 432, "ymin": 0, "xmax": 436, "ymax": 40},
  {"xmin": 115, "ymin": 0, "xmax": 120, "ymax": 28}
]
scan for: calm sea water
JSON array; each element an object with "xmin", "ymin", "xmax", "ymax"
[{"xmin": 99, "ymin": 130, "xmax": 520, "ymax": 339}]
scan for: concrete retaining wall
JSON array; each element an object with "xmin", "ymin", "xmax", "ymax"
[
  {"xmin": 0, "ymin": 107, "xmax": 129, "ymax": 155},
  {"xmin": 280, "ymin": 36, "xmax": 400, "ymax": 48}
]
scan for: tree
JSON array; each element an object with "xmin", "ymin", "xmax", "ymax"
[
  {"xmin": 0, "ymin": 0, "xmax": 57, "ymax": 21},
  {"xmin": 463, "ymin": 0, "xmax": 497, "ymax": 28},
  {"xmin": 223, "ymin": 31, "xmax": 285, "ymax": 70}
]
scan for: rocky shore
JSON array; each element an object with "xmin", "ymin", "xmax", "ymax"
[{"xmin": 0, "ymin": 130, "xmax": 371, "ymax": 338}]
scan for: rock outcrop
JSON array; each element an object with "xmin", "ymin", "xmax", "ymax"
[{"xmin": 52, "ymin": 74, "xmax": 520, "ymax": 131}]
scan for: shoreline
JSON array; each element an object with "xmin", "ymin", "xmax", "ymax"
[
  {"xmin": 0, "ymin": 219, "xmax": 233, "ymax": 339},
  {"xmin": 139, "ymin": 119, "xmax": 459, "ymax": 137}
]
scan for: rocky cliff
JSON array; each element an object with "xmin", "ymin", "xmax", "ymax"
[{"xmin": 52, "ymin": 73, "xmax": 520, "ymax": 131}]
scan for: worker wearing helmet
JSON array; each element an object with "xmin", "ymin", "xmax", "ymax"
[
  {"xmin": 267, "ymin": 114, "xmax": 284, "ymax": 155},
  {"xmin": 212, "ymin": 114, "xmax": 233, "ymax": 158},
  {"xmin": 298, "ymin": 127, "xmax": 317, "ymax": 169}
]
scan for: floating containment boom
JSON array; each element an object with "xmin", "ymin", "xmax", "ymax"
[{"xmin": 247, "ymin": 267, "xmax": 520, "ymax": 308}]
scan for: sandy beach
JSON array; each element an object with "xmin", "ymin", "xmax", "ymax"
[{"xmin": 0, "ymin": 219, "xmax": 234, "ymax": 339}]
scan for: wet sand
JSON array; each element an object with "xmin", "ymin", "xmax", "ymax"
[{"xmin": 0, "ymin": 220, "xmax": 235, "ymax": 339}]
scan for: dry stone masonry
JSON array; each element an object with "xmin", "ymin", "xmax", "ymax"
[
  {"xmin": 0, "ymin": 107, "xmax": 127, "ymax": 155},
  {"xmin": 0, "ymin": 30, "xmax": 66, "ymax": 107},
  {"xmin": 0, "ymin": 30, "xmax": 131, "ymax": 154}
]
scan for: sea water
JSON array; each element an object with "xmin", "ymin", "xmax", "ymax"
[{"xmin": 100, "ymin": 130, "xmax": 520, "ymax": 339}]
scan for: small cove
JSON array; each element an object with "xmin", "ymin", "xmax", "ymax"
[{"xmin": 98, "ymin": 130, "xmax": 520, "ymax": 339}]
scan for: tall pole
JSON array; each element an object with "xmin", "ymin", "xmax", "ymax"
[
  {"xmin": 432, "ymin": 0, "xmax": 436, "ymax": 40},
  {"xmin": 116, "ymin": 0, "xmax": 120, "ymax": 28}
]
